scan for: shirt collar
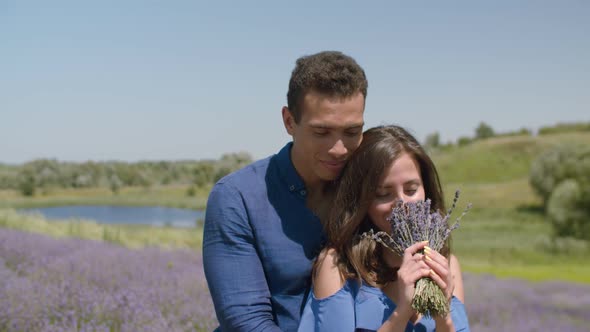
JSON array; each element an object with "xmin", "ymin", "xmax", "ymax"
[{"xmin": 276, "ymin": 142, "xmax": 307, "ymax": 193}]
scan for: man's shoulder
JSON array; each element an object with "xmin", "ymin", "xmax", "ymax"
[{"xmin": 213, "ymin": 155, "xmax": 276, "ymax": 195}]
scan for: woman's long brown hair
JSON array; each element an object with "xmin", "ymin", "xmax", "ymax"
[{"xmin": 316, "ymin": 125, "xmax": 447, "ymax": 286}]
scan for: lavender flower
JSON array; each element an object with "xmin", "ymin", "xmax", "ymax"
[{"xmin": 366, "ymin": 190, "xmax": 472, "ymax": 317}]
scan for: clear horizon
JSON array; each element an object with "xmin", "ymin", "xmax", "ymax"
[{"xmin": 2, "ymin": 1, "xmax": 589, "ymax": 164}]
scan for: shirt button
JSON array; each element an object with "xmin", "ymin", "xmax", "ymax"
[
  {"xmin": 300, "ymin": 190, "xmax": 306, "ymax": 196},
  {"xmin": 289, "ymin": 185, "xmax": 295, "ymax": 191}
]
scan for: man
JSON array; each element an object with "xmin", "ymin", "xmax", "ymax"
[{"xmin": 203, "ymin": 51, "xmax": 368, "ymax": 331}]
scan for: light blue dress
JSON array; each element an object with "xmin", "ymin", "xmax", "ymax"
[{"xmin": 298, "ymin": 279, "xmax": 470, "ymax": 332}]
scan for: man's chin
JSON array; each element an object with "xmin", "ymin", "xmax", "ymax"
[{"xmin": 318, "ymin": 170, "xmax": 342, "ymax": 182}]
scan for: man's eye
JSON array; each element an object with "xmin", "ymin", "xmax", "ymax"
[
  {"xmin": 345, "ymin": 131, "xmax": 361, "ymax": 137},
  {"xmin": 314, "ymin": 131, "xmax": 329, "ymax": 137}
]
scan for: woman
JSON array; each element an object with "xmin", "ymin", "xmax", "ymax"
[{"xmin": 298, "ymin": 125, "xmax": 470, "ymax": 332}]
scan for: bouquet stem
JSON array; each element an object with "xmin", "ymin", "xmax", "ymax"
[{"xmin": 412, "ymin": 277, "xmax": 449, "ymax": 318}]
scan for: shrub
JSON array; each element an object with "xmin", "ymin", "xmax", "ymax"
[
  {"xmin": 530, "ymin": 144, "xmax": 590, "ymax": 240},
  {"xmin": 457, "ymin": 136, "xmax": 472, "ymax": 146},
  {"xmin": 186, "ymin": 186, "xmax": 196, "ymax": 197},
  {"xmin": 546, "ymin": 179, "xmax": 590, "ymax": 240},
  {"xmin": 529, "ymin": 144, "xmax": 590, "ymax": 206}
]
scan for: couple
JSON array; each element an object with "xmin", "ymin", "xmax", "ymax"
[{"xmin": 203, "ymin": 51, "xmax": 470, "ymax": 332}]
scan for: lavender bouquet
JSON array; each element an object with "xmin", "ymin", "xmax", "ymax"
[{"xmin": 365, "ymin": 190, "xmax": 471, "ymax": 317}]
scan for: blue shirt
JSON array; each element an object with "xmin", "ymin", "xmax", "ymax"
[
  {"xmin": 298, "ymin": 279, "xmax": 470, "ymax": 332},
  {"xmin": 203, "ymin": 143, "xmax": 325, "ymax": 332}
]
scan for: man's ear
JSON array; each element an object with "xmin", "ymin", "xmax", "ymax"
[{"xmin": 282, "ymin": 106, "xmax": 295, "ymax": 135}]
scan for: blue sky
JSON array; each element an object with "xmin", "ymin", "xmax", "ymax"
[{"xmin": 1, "ymin": 1, "xmax": 589, "ymax": 164}]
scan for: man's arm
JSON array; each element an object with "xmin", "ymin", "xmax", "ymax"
[{"xmin": 203, "ymin": 182, "xmax": 281, "ymax": 332}]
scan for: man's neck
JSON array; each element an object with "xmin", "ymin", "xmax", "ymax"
[
  {"xmin": 306, "ymin": 182, "xmax": 335, "ymax": 222},
  {"xmin": 289, "ymin": 148, "xmax": 334, "ymax": 219}
]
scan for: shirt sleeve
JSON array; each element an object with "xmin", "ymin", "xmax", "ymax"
[
  {"xmin": 450, "ymin": 296, "xmax": 471, "ymax": 332},
  {"xmin": 203, "ymin": 182, "xmax": 281, "ymax": 332},
  {"xmin": 298, "ymin": 283, "xmax": 356, "ymax": 332}
]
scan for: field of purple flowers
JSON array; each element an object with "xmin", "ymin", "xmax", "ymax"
[
  {"xmin": 0, "ymin": 228, "xmax": 217, "ymax": 331},
  {"xmin": 1, "ymin": 228, "xmax": 589, "ymax": 332},
  {"xmin": 465, "ymin": 273, "xmax": 590, "ymax": 331}
]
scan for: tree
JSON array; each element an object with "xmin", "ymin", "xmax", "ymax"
[
  {"xmin": 192, "ymin": 163, "xmax": 215, "ymax": 187},
  {"xmin": 109, "ymin": 174, "xmax": 122, "ymax": 194},
  {"xmin": 475, "ymin": 122, "xmax": 495, "ymax": 139},
  {"xmin": 18, "ymin": 168, "xmax": 36, "ymax": 196},
  {"xmin": 424, "ymin": 132, "xmax": 440, "ymax": 150}
]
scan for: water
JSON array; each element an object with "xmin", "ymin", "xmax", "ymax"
[{"xmin": 19, "ymin": 206, "xmax": 205, "ymax": 228}]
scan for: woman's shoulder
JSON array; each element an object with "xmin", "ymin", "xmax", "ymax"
[
  {"xmin": 313, "ymin": 248, "xmax": 347, "ymax": 299},
  {"xmin": 449, "ymin": 254, "xmax": 466, "ymax": 303}
]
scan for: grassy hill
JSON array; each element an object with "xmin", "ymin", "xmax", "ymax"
[
  {"xmin": 433, "ymin": 132, "xmax": 590, "ymax": 184},
  {"xmin": 431, "ymin": 132, "xmax": 590, "ymax": 283}
]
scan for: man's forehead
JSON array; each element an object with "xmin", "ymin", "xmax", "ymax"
[{"xmin": 302, "ymin": 90, "xmax": 364, "ymax": 103}]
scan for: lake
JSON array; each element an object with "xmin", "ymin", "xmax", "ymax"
[{"xmin": 19, "ymin": 206, "xmax": 205, "ymax": 228}]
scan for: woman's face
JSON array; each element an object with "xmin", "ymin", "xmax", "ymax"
[{"xmin": 368, "ymin": 151, "xmax": 425, "ymax": 234}]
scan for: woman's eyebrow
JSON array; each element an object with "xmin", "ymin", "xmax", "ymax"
[{"xmin": 404, "ymin": 179, "xmax": 422, "ymax": 185}]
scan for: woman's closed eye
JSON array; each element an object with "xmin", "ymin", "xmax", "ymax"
[
  {"xmin": 404, "ymin": 189, "xmax": 417, "ymax": 196},
  {"xmin": 375, "ymin": 191, "xmax": 391, "ymax": 198}
]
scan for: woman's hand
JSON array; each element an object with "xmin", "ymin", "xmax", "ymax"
[
  {"xmin": 394, "ymin": 241, "xmax": 432, "ymax": 318},
  {"xmin": 423, "ymin": 246, "xmax": 454, "ymax": 302},
  {"xmin": 423, "ymin": 249, "xmax": 459, "ymax": 331},
  {"xmin": 381, "ymin": 242, "xmax": 458, "ymax": 332}
]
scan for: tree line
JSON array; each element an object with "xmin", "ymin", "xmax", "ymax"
[
  {"xmin": 0, "ymin": 152, "xmax": 253, "ymax": 196},
  {"xmin": 423, "ymin": 121, "xmax": 590, "ymax": 150}
]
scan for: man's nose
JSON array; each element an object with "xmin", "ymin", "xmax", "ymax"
[{"xmin": 328, "ymin": 139, "xmax": 347, "ymax": 158}]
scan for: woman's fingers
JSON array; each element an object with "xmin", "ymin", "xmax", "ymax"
[
  {"xmin": 423, "ymin": 247, "xmax": 449, "ymax": 278},
  {"xmin": 426, "ymin": 268, "xmax": 447, "ymax": 290},
  {"xmin": 422, "ymin": 247, "xmax": 454, "ymax": 299},
  {"xmin": 400, "ymin": 260, "xmax": 431, "ymax": 284},
  {"xmin": 423, "ymin": 246, "xmax": 448, "ymax": 267},
  {"xmin": 403, "ymin": 241, "xmax": 428, "ymax": 260}
]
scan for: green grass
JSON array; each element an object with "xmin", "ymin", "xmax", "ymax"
[{"xmin": 0, "ymin": 208, "xmax": 203, "ymax": 250}]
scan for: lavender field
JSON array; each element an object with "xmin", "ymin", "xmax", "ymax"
[
  {"xmin": 0, "ymin": 228, "xmax": 217, "ymax": 331},
  {"xmin": 1, "ymin": 228, "xmax": 589, "ymax": 332}
]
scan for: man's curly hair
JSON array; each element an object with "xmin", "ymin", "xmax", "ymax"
[{"xmin": 287, "ymin": 51, "xmax": 368, "ymax": 123}]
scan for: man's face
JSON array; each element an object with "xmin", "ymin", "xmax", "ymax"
[{"xmin": 282, "ymin": 90, "xmax": 365, "ymax": 186}]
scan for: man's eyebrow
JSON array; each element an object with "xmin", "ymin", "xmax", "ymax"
[
  {"xmin": 309, "ymin": 122, "xmax": 365, "ymax": 129},
  {"xmin": 345, "ymin": 124, "xmax": 364, "ymax": 130},
  {"xmin": 309, "ymin": 124, "xmax": 331, "ymax": 129}
]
